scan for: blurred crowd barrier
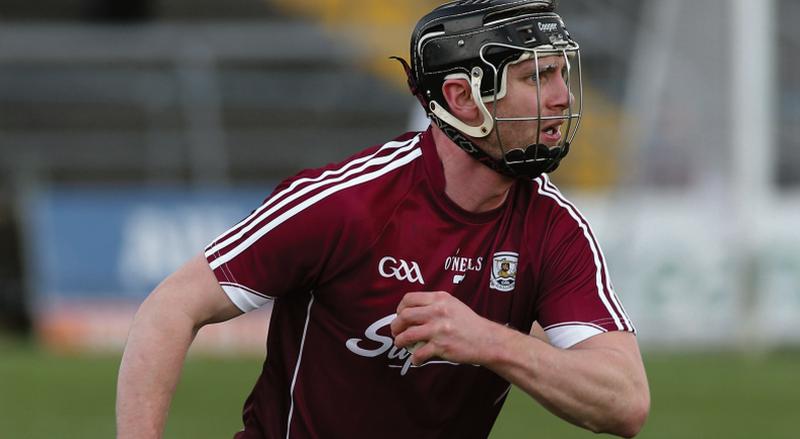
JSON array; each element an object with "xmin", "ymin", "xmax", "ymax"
[
  {"xmin": 21, "ymin": 186, "xmax": 272, "ymax": 352},
  {"xmin": 1, "ymin": 0, "xmax": 800, "ymax": 352},
  {"xmin": 19, "ymin": 184, "xmax": 800, "ymax": 353}
]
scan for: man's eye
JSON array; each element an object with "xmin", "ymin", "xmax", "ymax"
[
  {"xmin": 534, "ymin": 64, "xmax": 558, "ymax": 79},
  {"xmin": 532, "ymin": 69, "xmax": 551, "ymax": 82}
]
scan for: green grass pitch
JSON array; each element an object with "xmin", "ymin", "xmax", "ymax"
[{"xmin": 1, "ymin": 338, "xmax": 799, "ymax": 438}]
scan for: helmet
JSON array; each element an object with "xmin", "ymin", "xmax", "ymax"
[{"xmin": 395, "ymin": 0, "xmax": 583, "ymax": 179}]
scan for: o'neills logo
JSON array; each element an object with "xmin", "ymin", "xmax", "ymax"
[
  {"xmin": 444, "ymin": 254, "xmax": 483, "ymax": 273},
  {"xmin": 444, "ymin": 250, "xmax": 484, "ymax": 285},
  {"xmin": 345, "ymin": 314, "xmax": 459, "ymax": 376}
]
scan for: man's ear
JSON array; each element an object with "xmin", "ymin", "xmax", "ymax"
[{"xmin": 441, "ymin": 78, "xmax": 483, "ymax": 126}]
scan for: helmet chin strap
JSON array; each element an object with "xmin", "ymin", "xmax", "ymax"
[{"xmin": 429, "ymin": 112, "xmax": 569, "ymax": 180}]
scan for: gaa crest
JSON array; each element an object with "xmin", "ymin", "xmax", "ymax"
[{"xmin": 489, "ymin": 251, "xmax": 518, "ymax": 292}]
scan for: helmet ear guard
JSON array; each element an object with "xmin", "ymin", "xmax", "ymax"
[
  {"xmin": 397, "ymin": 0, "xmax": 583, "ymax": 180},
  {"xmin": 429, "ymin": 67, "xmax": 495, "ymax": 139}
]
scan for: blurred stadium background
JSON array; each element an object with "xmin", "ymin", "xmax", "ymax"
[{"xmin": 1, "ymin": 0, "xmax": 800, "ymax": 437}]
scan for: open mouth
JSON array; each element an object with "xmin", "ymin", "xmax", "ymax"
[{"xmin": 539, "ymin": 122, "xmax": 563, "ymax": 144}]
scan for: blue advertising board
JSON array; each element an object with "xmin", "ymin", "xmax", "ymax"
[{"xmin": 26, "ymin": 185, "xmax": 270, "ymax": 303}]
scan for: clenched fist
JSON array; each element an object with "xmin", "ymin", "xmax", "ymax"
[{"xmin": 390, "ymin": 291, "xmax": 505, "ymax": 366}]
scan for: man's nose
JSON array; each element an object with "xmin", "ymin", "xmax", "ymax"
[{"xmin": 546, "ymin": 75, "xmax": 571, "ymax": 111}]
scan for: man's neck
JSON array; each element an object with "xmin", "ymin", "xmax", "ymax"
[{"xmin": 430, "ymin": 125, "xmax": 514, "ymax": 213}]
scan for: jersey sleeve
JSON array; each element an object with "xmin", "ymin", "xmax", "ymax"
[
  {"xmin": 203, "ymin": 134, "xmax": 423, "ymax": 313},
  {"xmin": 203, "ymin": 171, "xmax": 359, "ymax": 313},
  {"xmin": 533, "ymin": 186, "xmax": 635, "ymax": 349}
]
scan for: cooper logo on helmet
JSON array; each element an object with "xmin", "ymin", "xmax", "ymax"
[{"xmin": 538, "ymin": 22, "xmax": 558, "ymax": 32}]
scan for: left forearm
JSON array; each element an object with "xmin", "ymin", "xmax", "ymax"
[
  {"xmin": 483, "ymin": 325, "xmax": 649, "ymax": 437},
  {"xmin": 390, "ymin": 291, "xmax": 649, "ymax": 437}
]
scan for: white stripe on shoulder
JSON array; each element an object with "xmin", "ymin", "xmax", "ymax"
[
  {"xmin": 209, "ymin": 145, "xmax": 423, "ymax": 270},
  {"xmin": 206, "ymin": 135, "xmax": 421, "ymax": 259},
  {"xmin": 534, "ymin": 175, "xmax": 625, "ymax": 331},
  {"xmin": 205, "ymin": 134, "xmax": 421, "ymax": 257},
  {"xmin": 220, "ymin": 282, "xmax": 274, "ymax": 313},
  {"xmin": 540, "ymin": 175, "xmax": 635, "ymax": 333},
  {"xmin": 544, "ymin": 322, "xmax": 607, "ymax": 349}
]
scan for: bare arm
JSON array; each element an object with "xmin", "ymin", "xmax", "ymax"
[
  {"xmin": 489, "ymin": 328, "xmax": 649, "ymax": 437},
  {"xmin": 390, "ymin": 291, "xmax": 650, "ymax": 438},
  {"xmin": 116, "ymin": 253, "xmax": 243, "ymax": 439}
]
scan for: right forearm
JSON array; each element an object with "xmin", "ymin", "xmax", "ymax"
[{"xmin": 116, "ymin": 297, "xmax": 198, "ymax": 439}]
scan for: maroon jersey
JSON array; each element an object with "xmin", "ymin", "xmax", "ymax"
[{"xmin": 205, "ymin": 129, "xmax": 634, "ymax": 438}]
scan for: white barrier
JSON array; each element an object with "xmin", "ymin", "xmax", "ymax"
[{"xmin": 572, "ymin": 192, "xmax": 800, "ymax": 347}]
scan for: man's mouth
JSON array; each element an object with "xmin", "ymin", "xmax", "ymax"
[{"xmin": 539, "ymin": 122, "xmax": 563, "ymax": 144}]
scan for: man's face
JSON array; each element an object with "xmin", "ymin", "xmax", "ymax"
[{"xmin": 477, "ymin": 54, "xmax": 572, "ymax": 158}]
